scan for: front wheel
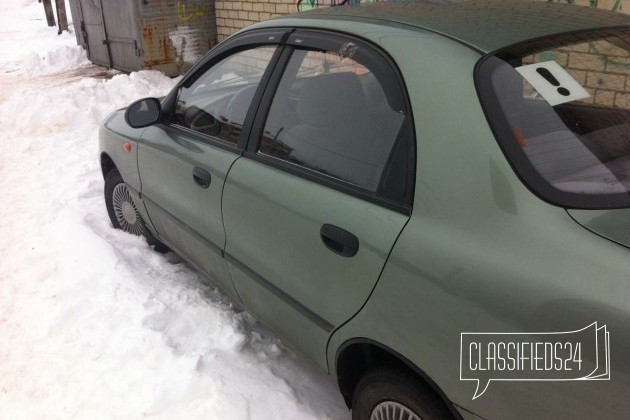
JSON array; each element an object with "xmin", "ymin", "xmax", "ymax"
[
  {"xmin": 104, "ymin": 168, "xmax": 166, "ymax": 251},
  {"xmin": 352, "ymin": 367, "xmax": 452, "ymax": 420}
]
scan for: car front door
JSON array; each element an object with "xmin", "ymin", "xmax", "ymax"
[
  {"xmin": 137, "ymin": 30, "xmax": 288, "ymax": 301},
  {"xmin": 222, "ymin": 31, "xmax": 415, "ymax": 367}
]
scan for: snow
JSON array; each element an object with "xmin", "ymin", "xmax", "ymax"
[
  {"xmin": 0, "ymin": 1, "xmax": 89, "ymax": 74},
  {"xmin": 0, "ymin": 1, "xmax": 350, "ymax": 419}
]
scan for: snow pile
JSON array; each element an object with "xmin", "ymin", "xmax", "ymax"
[
  {"xmin": 21, "ymin": 41, "xmax": 90, "ymax": 75},
  {"xmin": 0, "ymin": 2, "xmax": 349, "ymax": 419},
  {"xmin": 8, "ymin": 71, "xmax": 178, "ymax": 140},
  {"xmin": 0, "ymin": 1, "xmax": 89, "ymax": 75}
]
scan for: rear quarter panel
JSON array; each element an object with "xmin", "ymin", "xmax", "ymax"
[{"xmin": 327, "ymin": 30, "xmax": 630, "ymax": 419}]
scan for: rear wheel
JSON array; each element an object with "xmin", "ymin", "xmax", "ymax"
[
  {"xmin": 352, "ymin": 367, "xmax": 452, "ymax": 420},
  {"xmin": 105, "ymin": 168, "xmax": 166, "ymax": 251}
]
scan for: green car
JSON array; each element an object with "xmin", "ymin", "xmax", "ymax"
[{"xmin": 99, "ymin": 1, "xmax": 630, "ymax": 418}]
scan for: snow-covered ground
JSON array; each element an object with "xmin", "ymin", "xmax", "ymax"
[{"xmin": 0, "ymin": 1, "xmax": 350, "ymax": 419}]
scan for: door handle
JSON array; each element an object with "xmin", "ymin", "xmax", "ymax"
[
  {"xmin": 320, "ymin": 224, "xmax": 359, "ymax": 257},
  {"xmin": 193, "ymin": 167, "xmax": 211, "ymax": 189}
]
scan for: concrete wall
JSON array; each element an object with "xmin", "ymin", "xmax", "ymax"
[
  {"xmin": 141, "ymin": 0, "xmax": 217, "ymax": 75},
  {"xmin": 68, "ymin": 0, "xmax": 217, "ymax": 76}
]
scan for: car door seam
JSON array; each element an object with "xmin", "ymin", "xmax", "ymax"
[
  {"xmin": 325, "ymin": 214, "xmax": 413, "ymax": 373},
  {"xmin": 141, "ymin": 193, "xmax": 224, "ymax": 258}
]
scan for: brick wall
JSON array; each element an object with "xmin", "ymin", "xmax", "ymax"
[
  {"xmin": 524, "ymin": 35, "xmax": 630, "ymax": 108},
  {"xmin": 215, "ymin": 0, "xmax": 630, "ymax": 107},
  {"xmin": 215, "ymin": 1, "xmax": 293, "ymax": 41},
  {"xmin": 215, "ymin": 0, "xmax": 630, "ymax": 42}
]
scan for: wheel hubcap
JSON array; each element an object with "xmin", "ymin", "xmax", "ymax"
[
  {"xmin": 112, "ymin": 183, "xmax": 144, "ymax": 236},
  {"xmin": 370, "ymin": 401, "xmax": 422, "ymax": 420}
]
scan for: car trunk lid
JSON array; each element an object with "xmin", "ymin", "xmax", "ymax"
[{"xmin": 568, "ymin": 208, "xmax": 630, "ymax": 249}]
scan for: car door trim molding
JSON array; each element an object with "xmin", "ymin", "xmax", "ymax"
[
  {"xmin": 244, "ymin": 151, "xmax": 411, "ymax": 215},
  {"xmin": 142, "ymin": 178, "xmax": 335, "ymax": 333},
  {"xmin": 163, "ymin": 123, "xmax": 242, "ymax": 154},
  {"xmin": 225, "ymin": 253, "xmax": 335, "ymax": 332},
  {"xmin": 141, "ymin": 194, "xmax": 225, "ymax": 259}
]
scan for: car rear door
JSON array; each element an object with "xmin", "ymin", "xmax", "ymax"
[
  {"xmin": 137, "ymin": 30, "xmax": 289, "ymax": 301},
  {"xmin": 222, "ymin": 31, "xmax": 415, "ymax": 367}
]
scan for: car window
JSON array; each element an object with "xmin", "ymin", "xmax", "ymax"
[
  {"xmin": 258, "ymin": 48, "xmax": 406, "ymax": 194},
  {"xmin": 477, "ymin": 28, "xmax": 630, "ymax": 208},
  {"xmin": 173, "ymin": 46, "xmax": 276, "ymax": 143}
]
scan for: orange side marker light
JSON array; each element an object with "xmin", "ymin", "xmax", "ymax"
[
  {"xmin": 123, "ymin": 143, "xmax": 132, "ymax": 153},
  {"xmin": 513, "ymin": 128, "xmax": 527, "ymax": 148}
]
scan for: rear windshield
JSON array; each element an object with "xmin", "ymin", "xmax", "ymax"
[{"xmin": 477, "ymin": 28, "xmax": 630, "ymax": 208}]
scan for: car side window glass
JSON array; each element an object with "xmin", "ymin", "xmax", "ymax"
[
  {"xmin": 259, "ymin": 48, "xmax": 406, "ymax": 193},
  {"xmin": 173, "ymin": 46, "xmax": 276, "ymax": 143}
]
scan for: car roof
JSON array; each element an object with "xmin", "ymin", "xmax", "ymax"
[{"xmin": 273, "ymin": 0, "xmax": 630, "ymax": 53}]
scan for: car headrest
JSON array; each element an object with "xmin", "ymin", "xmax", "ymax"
[
  {"xmin": 297, "ymin": 72, "xmax": 366, "ymax": 127},
  {"xmin": 225, "ymin": 85, "xmax": 257, "ymax": 125}
]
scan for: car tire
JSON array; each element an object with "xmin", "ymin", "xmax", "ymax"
[
  {"xmin": 104, "ymin": 168, "xmax": 167, "ymax": 252},
  {"xmin": 352, "ymin": 366, "xmax": 452, "ymax": 420}
]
